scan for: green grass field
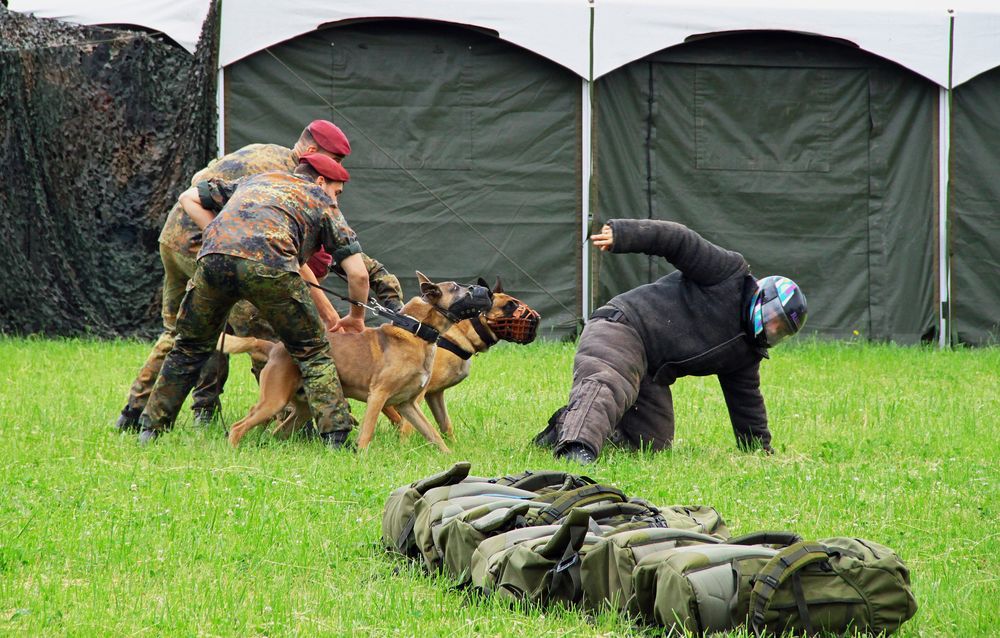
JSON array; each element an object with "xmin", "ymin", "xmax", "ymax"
[{"xmin": 1, "ymin": 337, "xmax": 997, "ymax": 636}]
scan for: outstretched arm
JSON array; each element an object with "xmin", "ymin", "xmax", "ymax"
[{"xmin": 599, "ymin": 218, "xmax": 747, "ymax": 286}]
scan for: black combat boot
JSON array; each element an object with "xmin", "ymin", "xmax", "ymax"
[
  {"xmin": 555, "ymin": 441, "xmax": 597, "ymax": 465},
  {"xmin": 320, "ymin": 430, "xmax": 354, "ymax": 450},
  {"xmin": 192, "ymin": 401, "xmax": 221, "ymax": 428},
  {"xmin": 136, "ymin": 415, "xmax": 161, "ymax": 445},
  {"xmin": 114, "ymin": 405, "xmax": 143, "ymax": 432}
]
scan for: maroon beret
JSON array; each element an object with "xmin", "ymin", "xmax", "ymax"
[
  {"xmin": 300, "ymin": 153, "xmax": 350, "ymax": 183},
  {"xmin": 307, "ymin": 119, "xmax": 351, "ymax": 156},
  {"xmin": 306, "ymin": 247, "xmax": 334, "ymax": 279}
]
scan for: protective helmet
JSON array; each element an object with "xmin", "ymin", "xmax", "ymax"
[{"xmin": 748, "ymin": 276, "xmax": 808, "ymax": 347}]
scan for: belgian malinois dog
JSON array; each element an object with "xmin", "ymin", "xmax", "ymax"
[{"xmin": 224, "ymin": 272, "xmax": 491, "ymax": 452}]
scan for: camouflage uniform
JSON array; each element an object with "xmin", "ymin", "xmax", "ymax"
[
  {"xmin": 141, "ymin": 171, "xmax": 362, "ymax": 435},
  {"xmin": 123, "ymin": 144, "xmax": 296, "ymax": 419}
]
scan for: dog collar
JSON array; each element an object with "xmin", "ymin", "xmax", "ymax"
[
  {"xmin": 470, "ymin": 316, "xmax": 499, "ymax": 347},
  {"xmin": 436, "ymin": 336, "xmax": 474, "ymax": 360},
  {"xmin": 388, "ymin": 313, "xmax": 440, "ymax": 344}
]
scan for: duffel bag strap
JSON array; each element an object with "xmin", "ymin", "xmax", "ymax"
[
  {"xmin": 729, "ymin": 531, "xmax": 804, "ymax": 548},
  {"xmin": 470, "ymin": 503, "xmax": 533, "ymax": 533},
  {"xmin": 412, "ymin": 462, "xmax": 472, "ymax": 494},
  {"xmin": 505, "ymin": 471, "xmax": 595, "ymax": 492},
  {"xmin": 541, "ymin": 509, "xmax": 592, "ymax": 604},
  {"xmin": 582, "ymin": 501, "xmax": 660, "ymax": 524},
  {"xmin": 529, "ymin": 484, "xmax": 627, "ymax": 526},
  {"xmin": 749, "ymin": 542, "xmax": 832, "ymax": 636}
]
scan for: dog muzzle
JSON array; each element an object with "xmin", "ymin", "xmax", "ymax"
[
  {"xmin": 488, "ymin": 302, "xmax": 541, "ymax": 344},
  {"xmin": 439, "ymin": 285, "xmax": 494, "ymax": 322}
]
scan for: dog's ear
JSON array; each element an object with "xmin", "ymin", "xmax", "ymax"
[
  {"xmin": 477, "ymin": 277, "xmax": 489, "ymax": 288},
  {"xmin": 493, "ymin": 276, "xmax": 504, "ymax": 294},
  {"xmin": 416, "ymin": 271, "xmax": 441, "ymax": 302}
]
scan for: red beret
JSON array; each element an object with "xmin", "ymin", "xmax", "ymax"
[
  {"xmin": 300, "ymin": 153, "xmax": 350, "ymax": 183},
  {"xmin": 307, "ymin": 119, "xmax": 351, "ymax": 157},
  {"xmin": 306, "ymin": 247, "xmax": 334, "ymax": 279}
]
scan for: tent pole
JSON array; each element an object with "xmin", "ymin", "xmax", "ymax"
[
  {"xmin": 216, "ymin": 66, "xmax": 226, "ymax": 158},
  {"xmin": 581, "ymin": 77, "xmax": 592, "ymax": 325},
  {"xmin": 937, "ymin": 13, "xmax": 954, "ymax": 348},
  {"xmin": 937, "ymin": 85, "xmax": 950, "ymax": 348}
]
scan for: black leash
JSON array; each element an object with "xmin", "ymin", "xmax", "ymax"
[{"xmin": 304, "ymin": 280, "xmax": 440, "ymax": 344}]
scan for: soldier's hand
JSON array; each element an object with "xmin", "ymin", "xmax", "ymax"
[
  {"xmin": 333, "ymin": 314, "xmax": 365, "ymax": 334},
  {"xmin": 591, "ymin": 224, "xmax": 614, "ymax": 251}
]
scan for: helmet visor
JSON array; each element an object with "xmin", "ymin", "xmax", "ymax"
[{"xmin": 759, "ymin": 295, "xmax": 797, "ymax": 347}]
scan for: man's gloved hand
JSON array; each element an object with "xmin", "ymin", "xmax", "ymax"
[{"xmin": 555, "ymin": 441, "xmax": 598, "ymax": 465}]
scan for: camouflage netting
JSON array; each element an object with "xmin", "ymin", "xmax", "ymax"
[{"xmin": 0, "ymin": 4, "xmax": 218, "ymax": 338}]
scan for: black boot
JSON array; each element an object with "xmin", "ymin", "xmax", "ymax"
[
  {"xmin": 115, "ymin": 405, "xmax": 143, "ymax": 433},
  {"xmin": 192, "ymin": 402, "xmax": 221, "ymax": 428},
  {"xmin": 137, "ymin": 415, "xmax": 162, "ymax": 445},
  {"xmin": 533, "ymin": 406, "xmax": 566, "ymax": 449},
  {"xmin": 555, "ymin": 441, "xmax": 597, "ymax": 465},
  {"xmin": 320, "ymin": 430, "xmax": 354, "ymax": 450}
]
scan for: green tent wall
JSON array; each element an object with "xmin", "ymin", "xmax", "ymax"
[
  {"xmin": 224, "ymin": 20, "xmax": 583, "ymax": 337},
  {"xmin": 950, "ymin": 66, "xmax": 1000, "ymax": 346},
  {"xmin": 593, "ymin": 32, "xmax": 938, "ymax": 344}
]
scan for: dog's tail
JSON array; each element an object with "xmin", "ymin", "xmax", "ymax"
[{"xmin": 217, "ymin": 334, "xmax": 276, "ymax": 364}]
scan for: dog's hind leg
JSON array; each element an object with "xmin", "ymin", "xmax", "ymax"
[
  {"xmin": 425, "ymin": 391, "xmax": 454, "ymax": 439},
  {"xmin": 396, "ymin": 401, "xmax": 451, "ymax": 453}
]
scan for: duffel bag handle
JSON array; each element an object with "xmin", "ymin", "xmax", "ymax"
[
  {"xmin": 470, "ymin": 503, "xmax": 533, "ymax": 533},
  {"xmin": 729, "ymin": 531, "xmax": 804, "ymax": 548},
  {"xmin": 503, "ymin": 471, "xmax": 595, "ymax": 492},
  {"xmin": 529, "ymin": 484, "xmax": 628, "ymax": 525},
  {"xmin": 412, "ymin": 461, "xmax": 472, "ymax": 495},
  {"xmin": 749, "ymin": 541, "xmax": 832, "ymax": 636},
  {"xmin": 581, "ymin": 501, "xmax": 658, "ymax": 523},
  {"xmin": 541, "ymin": 509, "xmax": 593, "ymax": 605}
]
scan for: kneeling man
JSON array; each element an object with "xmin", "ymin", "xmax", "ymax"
[{"xmin": 535, "ymin": 219, "xmax": 807, "ymax": 464}]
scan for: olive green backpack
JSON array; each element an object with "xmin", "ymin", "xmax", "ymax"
[
  {"xmin": 629, "ymin": 532, "xmax": 803, "ymax": 633},
  {"xmin": 382, "ymin": 461, "xmax": 593, "ymax": 558},
  {"xmin": 629, "ymin": 532, "xmax": 917, "ymax": 636},
  {"xmin": 747, "ymin": 537, "xmax": 918, "ymax": 636},
  {"xmin": 580, "ymin": 526, "xmax": 726, "ymax": 612},
  {"xmin": 435, "ymin": 484, "xmax": 632, "ymax": 584}
]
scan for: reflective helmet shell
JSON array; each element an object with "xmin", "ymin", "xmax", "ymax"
[{"xmin": 749, "ymin": 276, "xmax": 807, "ymax": 347}]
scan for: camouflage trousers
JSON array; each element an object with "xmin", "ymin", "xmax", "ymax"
[
  {"xmin": 124, "ymin": 244, "xmax": 229, "ymax": 414},
  {"xmin": 142, "ymin": 254, "xmax": 355, "ymax": 434},
  {"xmin": 555, "ymin": 316, "xmax": 675, "ymax": 456}
]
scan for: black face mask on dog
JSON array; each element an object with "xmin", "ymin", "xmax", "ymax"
[
  {"xmin": 448, "ymin": 285, "xmax": 493, "ymax": 321},
  {"xmin": 429, "ymin": 284, "xmax": 493, "ymax": 324}
]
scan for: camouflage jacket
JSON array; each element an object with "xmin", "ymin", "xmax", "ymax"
[
  {"xmin": 158, "ymin": 144, "xmax": 296, "ymax": 256},
  {"xmin": 196, "ymin": 171, "xmax": 361, "ymax": 272}
]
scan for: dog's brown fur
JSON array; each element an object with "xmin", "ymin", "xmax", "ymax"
[
  {"xmin": 223, "ymin": 272, "xmax": 485, "ymax": 451},
  {"xmin": 384, "ymin": 280, "xmax": 531, "ymax": 438},
  {"xmin": 221, "ymin": 279, "xmax": 537, "ymax": 443}
]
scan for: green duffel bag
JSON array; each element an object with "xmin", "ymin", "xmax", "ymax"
[
  {"xmin": 580, "ymin": 526, "xmax": 724, "ymax": 612},
  {"xmin": 469, "ymin": 523, "xmax": 565, "ymax": 592},
  {"xmin": 480, "ymin": 509, "xmax": 604, "ymax": 606},
  {"xmin": 412, "ymin": 481, "xmax": 542, "ymax": 572},
  {"xmin": 660, "ymin": 504, "xmax": 731, "ymax": 539},
  {"xmin": 436, "ymin": 483, "xmax": 631, "ymax": 584},
  {"xmin": 382, "ymin": 462, "xmax": 484, "ymax": 557},
  {"xmin": 382, "ymin": 463, "xmax": 591, "ymax": 560},
  {"xmin": 631, "ymin": 532, "xmax": 804, "ymax": 633},
  {"xmin": 748, "ymin": 537, "xmax": 918, "ymax": 637}
]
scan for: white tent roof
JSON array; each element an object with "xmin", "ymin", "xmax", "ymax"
[
  {"xmin": 9, "ymin": 0, "xmax": 1000, "ymax": 87},
  {"xmin": 216, "ymin": 0, "xmax": 591, "ymax": 75},
  {"xmin": 8, "ymin": 0, "xmax": 211, "ymax": 53}
]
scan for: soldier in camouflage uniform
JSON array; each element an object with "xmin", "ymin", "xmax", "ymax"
[
  {"xmin": 116, "ymin": 120, "xmax": 397, "ymax": 430},
  {"xmin": 138, "ymin": 154, "xmax": 368, "ymax": 448},
  {"xmin": 227, "ymin": 248, "xmax": 403, "ymax": 381}
]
